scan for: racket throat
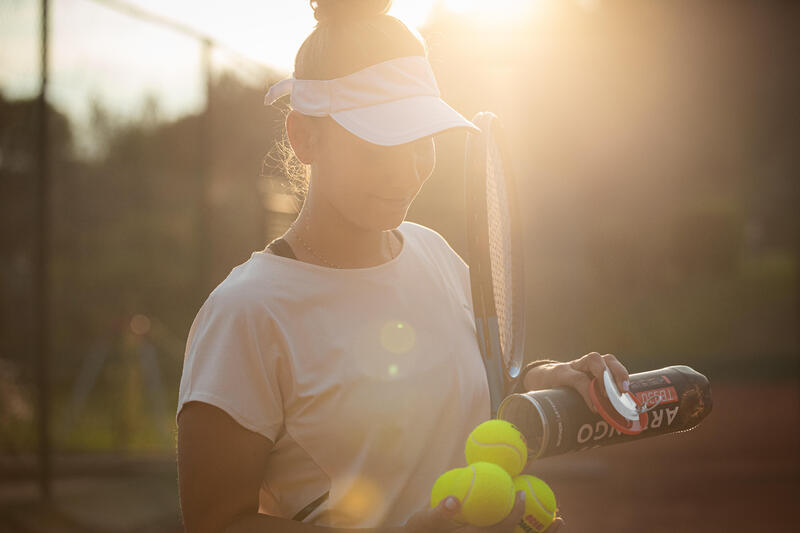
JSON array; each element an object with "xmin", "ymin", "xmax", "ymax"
[{"xmin": 477, "ymin": 317, "xmax": 505, "ymax": 417}]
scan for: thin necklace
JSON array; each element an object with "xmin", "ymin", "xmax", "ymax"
[{"xmin": 289, "ymin": 217, "xmax": 396, "ymax": 269}]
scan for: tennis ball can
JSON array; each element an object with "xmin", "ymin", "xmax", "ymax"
[{"xmin": 497, "ymin": 365, "xmax": 713, "ymax": 460}]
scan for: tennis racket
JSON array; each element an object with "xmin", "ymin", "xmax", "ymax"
[{"xmin": 464, "ymin": 112, "xmax": 526, "ymax": 418}]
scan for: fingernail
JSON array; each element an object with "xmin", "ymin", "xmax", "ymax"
[
  {"xmin": 623, "ymin": 380, "xmax": 630, "ymax": 392},
  {"xmin": 518, "ymin": 491, "xmax": 526, "ymax": 502},
  {"xmin": 445, "ymin": 496, "xmax": 458, "ymax": 510}
]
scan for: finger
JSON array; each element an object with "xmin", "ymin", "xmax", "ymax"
[
  {"xmin": 544, "ymin": 517, "xmax": 565, "ymax": 532},
  {"xmin": 569, "ymin": 352, "xmax": 606, "ymax": 381},
  {"xmin": 431, "ymin": 497, "xmax": 462, "ymax": 531},
  {"xmin": 488, "ymin": 490, "xmax": 526, "ymax": 532},
  {"xmin": 567, "ymin": 352, "xmax": 593, "ymax": 372},
  {"xmin": 602, "ymin": 354, "xmax": 630, "ymax": 392},
  {"xmin": 408, "ymin": 497, "xmax": 461, "ymax": 532}
]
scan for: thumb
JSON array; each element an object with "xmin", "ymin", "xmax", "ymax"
[
  {"xmin": 430, "ymin": 497, "xmax": 462, "ymax": 529},
  {"xmin": 407, "ymin": 497, "xmax": 461, "ymax": 532}
]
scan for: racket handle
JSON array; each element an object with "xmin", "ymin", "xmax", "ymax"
[
  {"xmin": 476, "ymin": 321, "xmax": 505, "ymax": 417},
  {"xmin": 485, "ymin": 353, "xmax": 504, "ymax": 418}
]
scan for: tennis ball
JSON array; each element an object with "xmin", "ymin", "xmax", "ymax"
[
  {"xmin": 512, "ymin": 475, "xmax": 557, "ymax": 533},
  {"xmin": 465, "ymin": 419, "xmax": 528, "ymax": 477},
  {"xmin": 430, "ymin": 462, "xmax": 516, "ymax": 527},
  {"xmin": 430, "ymin": 467, "xmax": 465, "ymax": 509}
]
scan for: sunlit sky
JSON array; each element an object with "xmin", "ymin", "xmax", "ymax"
[
  {"xmin": 0, "ymin": 0, "xmax": 543, "ymax": 133},
  {"xmin": 0, "ymin": 0, "xmax": 419, "ymax": 122}
]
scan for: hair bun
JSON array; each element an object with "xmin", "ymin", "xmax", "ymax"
[{"xmin": 311, "ymin": 0, "xmax": 392, "ymax": 24}]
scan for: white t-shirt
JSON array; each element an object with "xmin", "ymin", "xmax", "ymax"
[{"xmin": 177, "ymin": 221, "xmax": 491, "ymax": 528}]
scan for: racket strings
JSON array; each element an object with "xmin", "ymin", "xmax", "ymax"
[{"xmin": 485, "ymin": 137, "xmax": 516, "ymax": 369}]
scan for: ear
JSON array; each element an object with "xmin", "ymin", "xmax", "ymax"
[{"xmin": 286, "ymin": 110, "xmax": 318, "ymax": 165}]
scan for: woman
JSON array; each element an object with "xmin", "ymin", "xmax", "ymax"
[{"xmin": 176, "ymin": 1, "xmax": 630, "ymax": 532}]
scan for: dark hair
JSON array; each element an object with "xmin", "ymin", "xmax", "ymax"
[
  {"xmin": 272, "ymin": 0, "xmax": 428, "ymax": 198},
  {"xmin": 299, "ymin": 0, "xmax": 426, "ymax": 80}
]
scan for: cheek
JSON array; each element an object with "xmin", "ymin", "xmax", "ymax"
[
  {"xmin": 318, "ymin": 132, "xmax": 360, "ymax": 180},
  {"xmin": 317, "ymin": 143, "xmax": 375, "ymax": 208},
  {"xmin": 415, "ymin": 142, "xmax": 436, "ymax": 182}
]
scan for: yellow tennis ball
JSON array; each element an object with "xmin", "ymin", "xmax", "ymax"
[
  {"xmin": 430, "ymin": 467, "xmax": 468, "ymax": 508},
  {"xmin": 430, "ymin": 462, "xmax": 516, "ymax": 527},
  {"xmin": 465, "ymin": 419, "xmax": 528, "ymax": 477},
  {"xmin": 512, "ymin": 475, "xmax": 557, "ymax": 533}
]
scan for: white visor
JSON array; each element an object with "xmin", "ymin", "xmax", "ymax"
[{"xmin": 264, "ymin": 56, "xmax": 479, "ymax": 146}]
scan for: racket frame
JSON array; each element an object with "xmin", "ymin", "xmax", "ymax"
[{"xmin": 464, "ymin": 112, "xmax": 526, "ymax": 417}]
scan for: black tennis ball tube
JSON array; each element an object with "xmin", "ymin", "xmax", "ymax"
[{"xmin": 497, "ymin": 365, "xmax": 713, "ymax": 460}]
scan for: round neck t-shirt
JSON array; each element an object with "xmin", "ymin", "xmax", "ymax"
[{"xmin": 176, "ymin": 220, "xmax": 491, "ymax": 528}]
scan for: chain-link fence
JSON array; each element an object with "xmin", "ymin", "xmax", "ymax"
[{"xmin": 1, "ymin": 0, "xmax": 296, "ymax": 497}]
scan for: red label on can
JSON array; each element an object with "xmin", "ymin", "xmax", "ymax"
[{"xmin": 635, "ymin": 386, "xmax": 678, "ymax": 407}]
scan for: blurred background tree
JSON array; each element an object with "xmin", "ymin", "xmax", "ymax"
[{"xmin": 0, "ymin": 0, "xmax": 797, "ymax": 459}]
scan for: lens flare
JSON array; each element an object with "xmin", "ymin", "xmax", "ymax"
[
  {"xmin": 379, "ymin": 320, "xmax": 416, "ymax": 354},
  {"xmin": 130, "ymin": 314, "xmax": 151, "ymax": 336},
  {"xmin": 443, "ymin": 0, "xmax": 541, "ymax": 22},
  {"xmin": 338, "ymin": 476, "xmax": 382, "ymax": 522},
  {"xmin": 576, "ymin": 0, "xmax": 602, "ymax": 12}
]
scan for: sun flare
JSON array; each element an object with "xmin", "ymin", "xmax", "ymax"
[
  {"xmin": 388, "ymin": 0, "xmax": 436, "ymax": 29},
  {"xmin": 443, "ymin": 0, "xmax": 541, "ymax": 22}
]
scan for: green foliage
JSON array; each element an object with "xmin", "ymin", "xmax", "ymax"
[{"xmin": 1, "ymin": 72, "xmax": 286, "ymax": 453}]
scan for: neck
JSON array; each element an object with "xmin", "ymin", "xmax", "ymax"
[{"xmin": 288, "ymin": 192, "xmax": 399, "ymax": 269}]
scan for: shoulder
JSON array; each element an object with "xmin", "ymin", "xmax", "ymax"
[
  {"xmin": 187, "ymin": 262, "xmax": 283, "ymax": 353},
  {"xmin": 202, "ymin": 256, "xmax": 277, "ymax": 318},
  {"xmin": 401, "ymin": 221, "xmax": 468, "ymax": 269},
  {"xmin": 400, "ymin": 221, "xmax": 454, "ymax": 253}
]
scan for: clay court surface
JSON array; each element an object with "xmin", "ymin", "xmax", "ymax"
[
  {"xmin": 1, "ymin": 380, "xmax": 798, "ymax": 532},
  {"xmin": 531, "ymin": 379, "xmax": 799, "ymax": 532}
]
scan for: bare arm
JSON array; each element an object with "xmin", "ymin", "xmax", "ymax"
[
  {"xmin": 177, "ymin": 401, "xmax": 404, "ymax": 533},
  {"xmin": 226, "ymin": 514, "xmax": 404, "ymax": 533}
]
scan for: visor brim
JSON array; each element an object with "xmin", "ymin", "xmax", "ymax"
[{"xmin": 330, "ymin": 95, "xmax": 480, "ymax": 146}]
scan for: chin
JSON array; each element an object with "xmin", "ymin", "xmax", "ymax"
[
  {"xmin": 365, "ymin": 206, "xmax": 408, "ymax": 231},
  {"xmin": 374, "ymin": 218, "xmax": 403, "ymax": 232},
  {"xmin": 349, "ymin": 214, "xmax": 404, "ymax": 233},
  {"xmin": 384, "ymin": 211, "xmax": 408, "ymax": 230}
]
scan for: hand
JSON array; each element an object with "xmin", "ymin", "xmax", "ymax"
[
  {"xmin": 525, "ymin": 352, "xmax": 630, "ymax": 413},
  {"xmin": 404, "ymin": 492, "xmax": 565, "ymax": 533}
]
